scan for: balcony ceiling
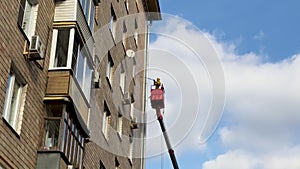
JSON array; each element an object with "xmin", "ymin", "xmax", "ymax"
[{"xmin": 145, "ymin": 0, "xmax": 162, "ymax": 21}]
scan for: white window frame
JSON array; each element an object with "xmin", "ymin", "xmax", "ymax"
[
  {"xmin": 2, "ymin": 71, "xmax": 26, "ymax": 134},
  {"xmin": 110, "ymin": 7, "xmax": 117, "ymax": 38},
  {"xmin": 128, "ymin": 136, "xmax": 133, "ymax": 161},
  {"xmin": 88, "ymin": 1, "xmax": 95, "ymax": 31},
  {"xmin": 130, "ymin": 102, "xmax": 134, "ymax": 119},
  {"xmin": 102, "ymin": 105, "xmax": 111, "ymax": 139},
  {"xmin": 106, "ymin": 54, "xmax": 114, "ymax": 82},
  {"xmin": 49, "ymin": 28, "xmax": 93, "ymax": 102},
  {"xmin": 125, "ymin": 0, "xmax": 129, "ymax": 11},
  {"xmin": 119, "ymin": 65, "xmax": 125, "ymax": 94},
  {"xmin": 117, "ymin": 113, "xmax": 123, "ymax": 137},
  {"xmin": 20, "ymin": 0, "xmax": 38, "ymax": 40},
  {"xmin": 132, "ymin": 58, "xmax": 136, "ymax": 78}
]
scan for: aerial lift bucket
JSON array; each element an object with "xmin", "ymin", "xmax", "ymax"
[{"xmin": 150, "ymin": 86, "xmax": 165, "ymax": 109}]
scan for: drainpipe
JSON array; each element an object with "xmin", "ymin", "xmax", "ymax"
[{"xmin": 141, "ymin": 19, "xmax": 152, "ymax": 169}]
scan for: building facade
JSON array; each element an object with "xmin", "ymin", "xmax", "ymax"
[{"xmin": 0, "ymin": 0, "xmax": 160, "ymax": 169}]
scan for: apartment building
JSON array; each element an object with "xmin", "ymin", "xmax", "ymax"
[
  {"xmin": 0, "ymin": 0, "xmax": 160, "ymax": 169},
  {"xmin": 0, "ymin": 0, "xmax": 55, "ymax": 168}
]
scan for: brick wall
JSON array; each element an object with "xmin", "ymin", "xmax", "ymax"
[
  {"xmin": 0, "ymin": 0, "xmax": 55, "ymax": 168},
  {"xmin": 83, "ymin": 0, "xmax": 148, "ymax": 169}
]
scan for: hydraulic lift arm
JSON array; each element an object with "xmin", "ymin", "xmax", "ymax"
[{"xmin": 150, "ymin": 83, "xmax": 179, "ymax": 169}]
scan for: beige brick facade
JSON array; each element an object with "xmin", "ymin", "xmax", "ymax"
[{"xmin": 0, "ymin": 0, "xmax": 55, "ymax": 168}]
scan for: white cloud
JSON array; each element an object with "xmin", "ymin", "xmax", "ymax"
[
  {"xmin": 253, "ymin": 30, "xmax": 265, "ymax": 40},
  {"xmin": 203, "ymin": 146, "xmax": 300, "ymax": 169},
  {"xmin": 146, "ymin": 14, "xmax": 300, "ymax": 168},
  {"xmin": 203, "ymin": 150, "xmax": 259, "ymax": 169}
]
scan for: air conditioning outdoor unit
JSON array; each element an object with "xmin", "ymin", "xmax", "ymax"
[
  {"xmin": 28, "ymin": 0, "xmax": 38, "ymax": 5},
  {"xmin": 122, "ymin": 92, "xmax": 131, "ymax": 105},
  {"xmin": 93, "ymin": 70, "xmax": 100, "ymax": 88},
  {"xmin": 29, "ymin": 35, "xmax": 45, "ymax": 60},
  {"xmin": 67, "ymin": 165, "xmax": 75, "ymax": 169},
  {"xmin": 131, "ymin": 117, "xmax": 138, "ymax": 129}
]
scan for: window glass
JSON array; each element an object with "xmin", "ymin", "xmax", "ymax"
[
  {"xmin": 85, "ymin": 0, "xmax": 91, "ymax": 21},
  {"xmin": 102, "ymin": 104, "xmax": 111, "ymax": 138},
  {"xmin": 89, "ymin": 2, "xmax": 95, "ymax": 30},
  {"xmin": 22, "ymin": 1, "xmax": 32, "ymax": 37},
  {"xmin": 120, "ymin": 69, "xmax": 125, "ymax": 93},
  {"xmin": 117, "ymin": 114, "xmax": 123, "ymax": 136},
  {"xmin": 45, "ymin": 120, "xmax": 60, "ymax": 150},
  {"xmin": 72, "ymin": 37, "xmax": 79, "ymax": 74},
  {"xmin": 76, "ymin": 49, "xmax": 85, "ymax": 86},
  {"xmin": 106, "ymin": 53, "xmax": 113, "ymax": 82},
  {"xmin": 54, "ymin": 29, "xmax": 70, "ymax": 67},
  {"xmin": 84, "ymin": 63, "xmax": 92, "ymax": 100},
  {"xmin": 80, "ymin": 0, "xmax": 86, "ymax": 11},
  {"xmin": 110, "ymin": 7, "xmax": 116, "ymax": 37}
]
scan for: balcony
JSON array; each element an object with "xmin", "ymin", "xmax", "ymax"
[
  {"xmin": 45, "ymin": 70, "xmax": 90, "ymax": 126},
  {"xmin": 54, "ymin": 0, "xmax": 95, "ymax": 43}
]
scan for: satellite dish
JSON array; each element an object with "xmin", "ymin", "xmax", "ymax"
[{"xmin": 126, "ymin": 49, "xmax": 135, "ymax": 58}]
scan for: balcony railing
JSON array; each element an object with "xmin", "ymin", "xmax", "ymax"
[{"xmin": 45, "ymin": 70, "xmax": 90, "ymax": 126}]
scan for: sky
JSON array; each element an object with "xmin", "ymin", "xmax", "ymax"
[{"xmin": 145, "ymin": 1, "xmax": 300, "ymax": 169}]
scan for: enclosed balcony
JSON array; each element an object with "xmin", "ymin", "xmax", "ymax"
[{"xmin": 54, "ymin": 0, "xmax": 98, "ymax": 42}]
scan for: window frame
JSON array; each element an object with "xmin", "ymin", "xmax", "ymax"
[
  {"xmin": 17, "ymin": 0, "xmax": 38, "ymax": 41},
  {"xmin": 2, "ymin": 70, "xmax": 26, "ymax": 134},
  {"xmin": 102, "ymin": 103, "xmax": 111, "ymax": 139},
  {"xmin": 119, "ymin": 64, "xmax": 126, "ymax": 94},
  {"xmin": 110, "ymin": 6, "xmax": 117, "ymax": 38},
  {"xmin": 42, "ymin": 105, "xmax": 85, "ymax": 168},
  {"xmin": 117, "ymin": 113, "xmax": 123, "ymax": 138},
  {"xmin": 106, "ymin": 53, "xmax": 114, "ymax": 83},
  {"xmin": 49, "ymin": 28, "xmax": 93, "ymax": 102}
]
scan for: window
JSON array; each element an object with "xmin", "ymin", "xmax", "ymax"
[
  {"xmin": 119, "ymin": 65, "xmax": 125, "ymax": 94},
  {"xmin": 115, "ymin": 158, "xmax": 120, "ymax": 169},
  {"xmin": 130, "ymin": 102, "xmax": 134, "ymax": 119},
  {"xmin": 2, "ymin": 70, "xmax": 26, "ymax": 134},
  {"xmin": 17, "ymin": 0, "xmax": 38, "ymax": 39},
  {"xmin": 122, "ymin": 21, "xmax": 127, "ymax": 48},
  {"xmin": 79, "ymin": 0, "xmax": 95, "ymax": 31},
  {"xmin": 128, "ymin": 136, "xmax": 133, "ymax": 161},
  {"xmin": 132, "ymin": 58, "xmax": 136, "ymax": 78},
  {"xmin": 42, "ymin": 104, "xmax": 85, "ymax": 168},
  {"xmin": 106, "ymin": 53, "xmax": 114, "ymax": 82},
  {"xmin": 110, "ymin": 6, "xmax": 117, "ymax": 38},
  {"xmin": 117, "ymin": 113, "xmax": 123, "ymax": 137},
  {"xmin": 125, "ymin": 0, "xmax": 129, "ymax": 12},
  {"xmin": 134, "ymin": 19, "xmax": 139, "ymax": 46},
  {"xmin": 50, "ymin": 28, "xmax": 93, "ymax": 102},
  {"xmin": 54, "ymin": 28, "xmax": 70, "ymax": 67},
  {"xmin": 100, "ymin": 161, "xmax": 106, "ymax": 169},
  {"xmin": 89, "ymin": 2, "xmax": 95, "ymax": 31},
  {"xmin": 75, "ymin": 47, "xmax": 92, "ymax": 100},
  {"xmin": 102, "ymin": 103, "xmax": 111, "ymax": 139}
]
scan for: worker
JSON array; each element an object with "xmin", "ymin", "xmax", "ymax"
[{"xmin": 153, "ymin": 77, "xmax": 161, "ymax": 89}]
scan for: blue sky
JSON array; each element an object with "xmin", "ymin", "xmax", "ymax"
[
  {"xmin": 146, "ymin": 1, "xmax": 300, "ymax": 169},
  {"xmin": 158, "ymin": 0, "xmax": 300, "ymax": 61}
]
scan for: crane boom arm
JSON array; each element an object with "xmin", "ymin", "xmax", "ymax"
[{"xmin": 156, "ymin": 108, "xmax": 179, "ymax": 169}]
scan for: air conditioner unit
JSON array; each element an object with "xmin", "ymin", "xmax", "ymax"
[
  {"xmin": 67, "ymin": 165, "xmax": 75, "ymax": 169},
  {"xmin": 122, "ymin": 92, "xmax": 131, "ymax": 105},
  {"xmin": 131, "ymin": 117, "xmax": 138, "ymax": 129},
  {"xmin": 28, "ymin": 0, "xmax": 38, "ymax": 5},
  {"xmin": 29, "ymin": 35, "xmax": 45, "ymax": 60},
  {"xmin": 93, "ymin": 70, "xmax": 100, "ymax": 88}
]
